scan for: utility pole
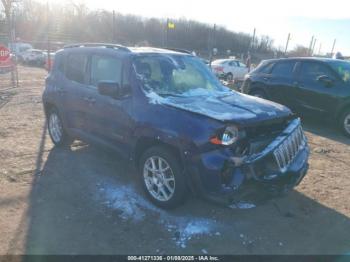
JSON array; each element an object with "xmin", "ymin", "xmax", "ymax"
[
  {"xmin": 11, "ymin": 7, "xmax": 18, "ymax": 87},
  {"xmin": 308, "ymin": 35, "xmax": 314, "ymax": 56},
  {"xmin": 250, "ymin": 28, "xmax": 256, "ymax": 51},
  {"xmin": 330, "ymin": 39, "xmax": 336, "ymax": 57},
  {"xmin": 311, "ymin": 38, "xmax": 317, "ymax": 56},
  {"xmin": 165, "ymin": 18, "xmax": 169, "ymax": 47},
  {"xmin": 1, "ymin": 0, "xmax": 18, "ymax": 87},
  {"xmin": 112, "ymin": 10, "xmax": 116, "ymax": 43},
  {"xmin": 47, "ymin": 1, "xmax": 51, "ymax": 71},
  {"xmin": 208, "ymin": 24, "xmax": 216, "ymax": 68},
  {"xmin": 284, "ymin": 33, "xmax": 290, "ymax": 55}
]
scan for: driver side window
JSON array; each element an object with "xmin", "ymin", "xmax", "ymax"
[
  {"xmin": 300, "ymin": 62, "xmax": 334, "ymax": 81},
  {"xmin": 90, "ymin": 55, "xmax": 122, "ymax": 87}
]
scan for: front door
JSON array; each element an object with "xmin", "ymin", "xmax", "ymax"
[
  {"xmin": 86, "ymin": 53, "xmax": 134, "ymax": 155},
  {"xmin": 293, "ymin": 61, "xmax": 341, "ymax": 118}
]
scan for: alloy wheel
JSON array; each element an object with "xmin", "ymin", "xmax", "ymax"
[
  {"xmin": 48, "ymin": 112, "xmax": 63, "ymax": 144},
  {"xmin": 344, "ymin": 113, "xmax": 350, "ymax": 135},
  {"xmin": 143, "ymin": 156, "xmax": 176, "ymax": 202}
]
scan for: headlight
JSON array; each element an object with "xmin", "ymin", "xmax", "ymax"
[{"xmin": 210, "ymin": 126, "xmax": 242, "ymax": 146}]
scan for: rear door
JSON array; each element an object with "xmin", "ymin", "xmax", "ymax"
[
  {"xmin": 265, "ymin": 60, "xmax": 297, "ymax": 107},
  {"xmin": 293, "ymin": 61, "xmax": 341, "ymax": 117},
  {"xmin": 61, "ymin": 51, "xmax": 96, "ymax": 134}
]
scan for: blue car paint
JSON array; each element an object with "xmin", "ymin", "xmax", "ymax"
[{"xmin": 43, "ymin": 47, "xmax": 310, "ymax": 199}]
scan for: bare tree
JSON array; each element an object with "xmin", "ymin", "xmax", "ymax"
[
  {"xmin": 1, "ymin": 0, "xmax": 16, "ymax": 42},
  {"xmin": 11, "ymin": 0, "xmax": 277, "ymax": 58}
]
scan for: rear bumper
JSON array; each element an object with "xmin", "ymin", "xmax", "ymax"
[{"xmin": 186, "ymin": 118, "xmax": 309, "ymax": 199}]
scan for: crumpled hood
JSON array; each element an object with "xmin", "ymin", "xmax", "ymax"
[{"xmin": 145, "ymin": 89, "xmax": 292, "ymax": 124}]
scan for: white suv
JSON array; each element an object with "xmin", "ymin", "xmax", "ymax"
[{"xmin": 211, "ymin": 59, "xmax": 248, "ymax": 81}]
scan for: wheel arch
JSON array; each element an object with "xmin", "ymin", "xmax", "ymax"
[
  {"xmin": 336, "ymin": 103, "xmax": 350, "ymax": 121},
  {"xmin": 249, "ymin": 86, "xmax": 269, "ymax": 98},
  {"xmin": 43, "ymin": 102, "xmax": 56, "ymax": 117},
  {"xmin": 134, "ymin": 137, "xmax": 184, "ymax": 170}
]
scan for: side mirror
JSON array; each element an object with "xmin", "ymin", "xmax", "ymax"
[
  {"xmin": 317, "ymin": 75, "xmax": 334, "ymax": 87},
  {"xmin": 98, "ymin": 81, "xmax": 120, "ymax": 98}
]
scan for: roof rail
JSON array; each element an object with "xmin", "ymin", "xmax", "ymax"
[
  {"xmin": 63, "ymin": 43, "xmax": 130, "ymax": 52},
  {"xmin": 162, "ymin": 47, "xmax": 194, "ymax": 55}
]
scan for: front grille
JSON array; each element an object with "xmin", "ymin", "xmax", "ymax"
[
  {"xmin": 246, "ymin": 120, "xmax": 288, "ymax": 140},
  {"xmin": 273, "ymin": 124, "xmax": 306, "ymax": 172}
]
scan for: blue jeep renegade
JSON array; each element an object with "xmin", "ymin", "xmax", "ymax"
[{"xmin": 43, "ymin": 43, "xmax": 309, "ymax": 208}]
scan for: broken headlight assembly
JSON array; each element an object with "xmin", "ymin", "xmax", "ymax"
[{"xmin": 210, "ymin": 126, "xmax": 245, "ymax": 146}]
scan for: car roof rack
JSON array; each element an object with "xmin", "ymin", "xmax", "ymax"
[
  {"xmin": 162, "ymin": 47, "xmax": 194, "ymax": 55},
  {"xmin": 63, "ymin": 43, "xmax": 130, "ymax": 52}
]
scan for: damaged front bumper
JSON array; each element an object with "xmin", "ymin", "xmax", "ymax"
[{"xmin": 189, "ymin": 118, "xmax": 309, "ymax": 198}]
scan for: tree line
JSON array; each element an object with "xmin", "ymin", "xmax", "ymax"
[{"xmin": 0, "ymin": 0, "xmax": 281, "ymax": 58}]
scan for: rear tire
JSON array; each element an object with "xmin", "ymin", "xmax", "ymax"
[
  {"xmin": 47, "ymin": 108, "xmax": 73, "ymax": 147},
  {"xmin": 139, "ymin": 146, "xmax": 187, "ymax": 209},
  {"xmin": 339, "ymin": 109, "xmax": 350, "ymax": 137},
  {"xmin": 226, "ymin": 73, "xmax": 233, "ymax": 81}
]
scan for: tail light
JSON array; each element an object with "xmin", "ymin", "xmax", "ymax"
[{"xmin": 215, "ymin": 66, "xmax": 224, "ymax": 72}]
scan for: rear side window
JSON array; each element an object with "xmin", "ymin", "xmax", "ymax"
[
  {"xmin": 54, "ymin": 53, "xmax": 64, "ymax": 74},
  {"xmin": 65, "ymin": 53, "xmax": 88, "ymax": 84},
  {"xmin": 90, "ymin": 55, "xmax": 122, "ymax": 87},
  {"xmin": 271, "ymin": 61, "xmax": 296, "ymax": 76},
  {"xmin": 253, "ymin": 61, "xmax": 274, "ymax": 74},
  {"xmin": 299, "ymin": 62, "xmax": 334, "ymax": 80},
  {"xmin": 229, "ymin": 61, "xmax": 239, "ymax": 67}
]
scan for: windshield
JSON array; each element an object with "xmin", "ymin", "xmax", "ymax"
[
  {"xmin": 133, "ymin": 54, "xmax": 229, "ymax": 96},
  {"xmin": 329, "ymin": 60, "xmax": 350, "ymax": 83}
]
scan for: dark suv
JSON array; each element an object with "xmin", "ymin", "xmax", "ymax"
[
  {"xmin": 242, "ymin": 58, "xmax": 350, "ymax": 137},
  {"xmin": 43, "ymin": 44, "xmax": 309, "ymax": 208}
]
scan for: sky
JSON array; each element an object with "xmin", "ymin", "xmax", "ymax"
[{"xmin": 78, "ymin": 0, "xmax": 350, "ymax": 55}]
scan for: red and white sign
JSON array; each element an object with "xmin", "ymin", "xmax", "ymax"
[
  {"xmin": 0, "ymin": 44, "xmax": 14, "ymax": 74},
  {"xmin": 0, "ymin": 45, "xmax": 10, "ymax": 61}
]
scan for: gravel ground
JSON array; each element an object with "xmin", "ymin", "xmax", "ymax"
[{"xmin": 0, "ymin": 66, "xmax": 349, "ymax": 255}]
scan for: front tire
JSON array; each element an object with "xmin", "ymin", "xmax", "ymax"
[
  {"xmin": 139, "ymin": 146, "xmax": 187, "ymax": 209},
  {"xmin": 47, "ymin": 108, "xmax": 72, "ymax": 147},
  {"xmin": 339, "ymin": 109, "xmax": 350, "ymax": 137}
]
